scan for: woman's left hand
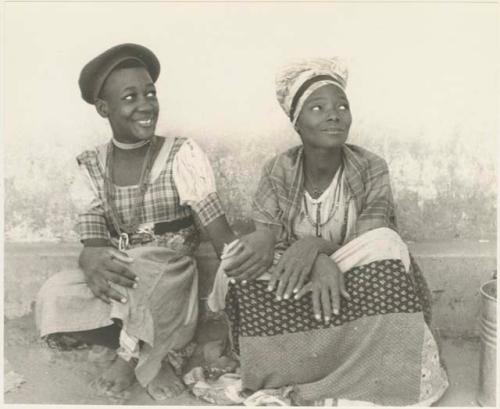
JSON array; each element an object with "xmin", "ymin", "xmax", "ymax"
[
  {"xmin": 295, "ymin": 253, "xmax": 350, "ymax": 323},
  {"xmin": 268, "ymin": 236, "xmax": 338, "ymax": 300}
]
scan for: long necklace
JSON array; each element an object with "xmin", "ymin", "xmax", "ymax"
[
  {"xmin": 303, "ymin": 166, "xmax": 343, "ymax": 237},
  {"xmin": 104, "ymin": 136, "xmax": 156, "ymax": 250}
]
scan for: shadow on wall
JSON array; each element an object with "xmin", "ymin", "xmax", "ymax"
[{"xmin": 4, "ymin": 127, "xmax": 496, "ymax": 242}]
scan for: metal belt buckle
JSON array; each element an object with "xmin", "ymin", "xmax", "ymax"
[{"xmin": 119, "ymin": 233, "xmax": 130, "ymax": 251}]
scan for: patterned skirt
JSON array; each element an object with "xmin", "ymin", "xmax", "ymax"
[{"xmin": 215, "ymin": 228, "xmax": 449, "ymax": 405}]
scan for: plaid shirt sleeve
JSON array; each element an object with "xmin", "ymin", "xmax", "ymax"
[
  {"xmin": 77, "ymin": 212, "xmax": 110, "ymax": 241},
  {"xmin": 172, "ymin": 139, "xmax": 226, "ymax": 226},
  {"xmin": 251, "ymin": 158, "xmax": 290, "ymax": 253},
  {"xmin": 251, "ymin": 159, "xmax": 283, "ymax": 227},
  {"xmin": 354, "ymin": 156, "xmax": 397, "ymax": 237},
  {"xmin": 191, "ymin": 191, "xmax": 225, "ymax": 226},
  {"xmin": 70, "ymin": 162, "xmax": 110, "ymax": 241}
]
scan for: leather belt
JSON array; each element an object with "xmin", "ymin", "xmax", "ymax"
[{"xmin": 110, "ymin": 216, "xmax": 194, "ymax": 249}]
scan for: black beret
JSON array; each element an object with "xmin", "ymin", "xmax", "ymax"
[{"xmin": 78, "ymin": 43, "xmax": 161, "ymax": 104}]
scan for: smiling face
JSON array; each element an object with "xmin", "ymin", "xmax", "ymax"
[
  {"xmin": 96, "ymin": 65, "xmax": 159, "ymax": 143},
  {"xmin": 295, "ymin": 84, "xmax": 352, "ymax": 150}
]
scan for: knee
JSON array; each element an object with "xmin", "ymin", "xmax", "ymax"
[{"xmin": 37, "ymin": 269, "xmax": 85, "ymax": 301}]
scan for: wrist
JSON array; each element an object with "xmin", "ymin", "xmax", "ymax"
[
  {"xmin": 263, "ymin": 230, "xmax": 276, "ymax": 247},
  {"xmin": 79, "ymin": 245, "xmax": 106, "ymax": 269},
  {"xmin": 316, "ymin": 252, "xmax": 330, "ymax": 261},
  {"xmin": 313, "ymin": 237, "xmax": 338, "ymax": 255},
  {"xmin": 312, "ymin": 253, "xmax": 337, "ymax": 276},
  {"xmin": 255, "ymin": 228, "xmax": 276, "ymax": 247}
]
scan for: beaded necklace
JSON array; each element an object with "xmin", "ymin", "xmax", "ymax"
[
  {"xmin": 104, "ymin": 136, "xmax": 157, "ymax": 250},
  {"xmin": 303, "ymin": 166, "xmax": 343, "ymax": 237},
  {"xmin": 112, "ymin": 137, "xmax": 150, "ymax": 150}
]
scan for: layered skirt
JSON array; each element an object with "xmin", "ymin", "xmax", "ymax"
[{"xmin": 209, "ymin": 228, "xmax": 449, "ymax": 405}]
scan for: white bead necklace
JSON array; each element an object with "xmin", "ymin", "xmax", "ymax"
[{"xmin": 112, "ymin": 137, "xmax": 151, "ymax": 150}]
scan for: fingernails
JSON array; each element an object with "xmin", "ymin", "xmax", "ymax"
[
  {"xmin": 315, "ymin": 314, "xmax": 321, "ymax": 322},
  {"xmin": 121, "ymin": 297, "xmax": 127, "ymax": 304},
  {"xmin": 293, "ymin": 288, "xmax": 298, "ymax": 294},
  {"xmin": 333, "ymin": 309, "xmax": 339, "ymax": 315},
  {"xmin": 242, "ymin": 280, "xmax": 247, "ymax": 285},
  {"xmin": 230, "ymin": 279, "xmax": 236, "ymax": 284},
  {"xmin": 134, "ymin": 277, "xmax": 139, "ymax": 282},
  {"xmin": 294, "ymin": 295, "xmax": 299, "ymax": 300},
  {"xmin": 267, "ymin": 286, "xmax": 273, "ymax": 292},
  {"xmin": 276, "ymin": 296, "xmax": 282, "ymax": 301},
  {"xmin": 325, "ymin": 317, "xmax": 330, "ymax": 323},
  {"xmin": 284, "ymin": 294, "xmax": 289, "ymax": 300},
  {"xmin": 132, "ymin": 283, "xmax": 138, "ymax": 289}
]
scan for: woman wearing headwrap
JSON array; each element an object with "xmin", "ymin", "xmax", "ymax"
[
  {"xmin": 35, "ymin": 43, "xmax": 268, "ymax": 401},
  {"xmin": 210, "ymin": 58, "xmax": 449, "ymax": 405}
]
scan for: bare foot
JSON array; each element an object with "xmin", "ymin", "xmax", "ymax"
[
  {"xmin": 147, "ymin": 361, "xmax": 185, "ymax": 400},
  {"xmin": 90, "ymin": 357, "xmax": 136, "ymax": 398}
]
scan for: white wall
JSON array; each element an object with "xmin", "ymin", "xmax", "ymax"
[{"xmin": 3, "ymin": 2, "xmax": 498, "ymax": 241}]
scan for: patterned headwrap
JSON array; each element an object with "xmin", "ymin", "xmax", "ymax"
[{"xmin": 275, "ymin": 57, "xmax": 348, "ymax": 125}]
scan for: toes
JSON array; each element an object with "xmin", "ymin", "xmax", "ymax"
[
  {"xmin": 90, "ymin": 377, "xmax": 116, "ymax": 396},
  {"xmin": 147, "ymin": 384, "xmax": 169, "ymax": 401},
  {"xmin": 147, "ymin": 381, "xmax": 185, "ymax": 401},
  {"xmin": 169, "ymin": 384, "xmax": 184, "ymax": 398},
  {"xmin": 174, "ymin": 380, "xmax": 186, "ymax": 393},
  {"xmin": 89, "ymin": 361, "xmax": 136, "ymax": 398},
  {"xmin": 146, "ymin": 362, "xmax": 187, "ymax": 401},
  {"xmin": 92, "ymin": 376, "xmax": 109, "ymax": 390},
  {"xmin": 110, "ymin": 379, "xmax": 128, "ymax": 393}
]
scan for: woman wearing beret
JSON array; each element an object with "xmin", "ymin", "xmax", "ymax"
[
  {"xmin": 35, "ymin": 43, "xmax": 268, "ymax": 400},
  {"xmin": 211, "ymin": 58, "xmax": 449, "ymax": 405}
]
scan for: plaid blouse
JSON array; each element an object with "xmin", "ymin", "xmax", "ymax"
[
  {"xmin": 252, "ymin": 143, "xmax": 397, "ymax": 249},
  {"xmin": 72, "ymin": 136, "xmax": 225, "ymax": 241},
  {"xmin": 252, "ymin": 143, "xmax": 433, "ymax": 324}
]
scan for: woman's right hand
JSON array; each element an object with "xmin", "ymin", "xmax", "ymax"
[{"xmin": 78, "ymin": 246, "xmax": 136, "ymax": 304}]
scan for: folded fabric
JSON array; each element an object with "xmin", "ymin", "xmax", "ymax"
[
  {"xmin": 183, "ymin": 367, "xmax": 245, "ymax": 405},
  {"xmin": 243, "ymin": 388, "xmax": 293, "ymax": 406},
  {"xmin": 207, "ymin": 239, "xmax": 241, "ymax": 312}
]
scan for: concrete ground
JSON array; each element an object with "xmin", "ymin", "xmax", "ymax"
[{"xmin": 3, "ymin": 311, "xmax": 483, "ymax": 406}]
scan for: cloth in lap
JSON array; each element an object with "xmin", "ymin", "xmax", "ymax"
[
  {"xmin": 222, "ymin": 228, "xmax": 448, "ymax": 405},
  {"xmin": 36, "ymin": 245, "xmax": 198, "ymax": 386}
]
